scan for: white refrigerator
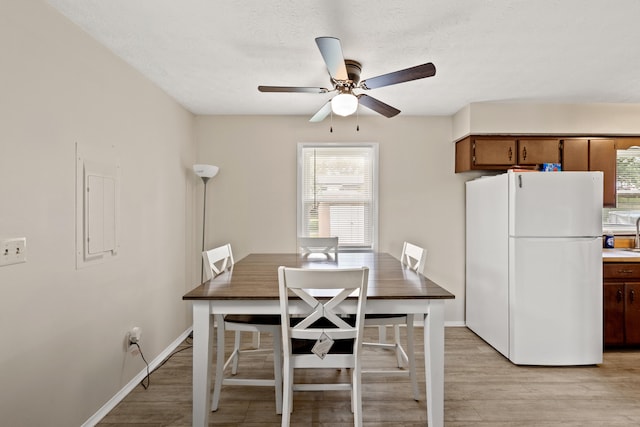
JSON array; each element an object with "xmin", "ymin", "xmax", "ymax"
[{"xmin": 465, "ymin": 171, "xmax": 603, "ymax": 365}]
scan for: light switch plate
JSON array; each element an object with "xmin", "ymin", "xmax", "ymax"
[{"xmin": 0, "ymin": 238, "xmax": 27, "ymax": 266}]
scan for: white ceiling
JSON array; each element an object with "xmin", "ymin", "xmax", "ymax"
[{"xmin": 46, "ymin": 0, "xmax": 640, "ymax": 118}]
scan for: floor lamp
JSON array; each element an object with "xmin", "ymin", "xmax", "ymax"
[{"xmin": 193, "ymin": 164, "xmax": 219, "ymax": 283}]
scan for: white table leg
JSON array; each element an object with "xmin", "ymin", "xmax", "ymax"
[
  {"xmin": 424, "ymin": 300, "xmax": 445, "ymax": 427},
  {"xmin": 192, "ymin": 301, "xmax": 213, "ymax": 427}
]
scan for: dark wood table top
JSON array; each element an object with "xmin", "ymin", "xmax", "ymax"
[{"xmin": 183, "ymin": 252, "xmax": 455, "ymax": 301}]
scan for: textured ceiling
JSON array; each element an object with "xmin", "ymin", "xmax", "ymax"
[{"xmin": 46, "ymin": 0, "xmax": 640, "ymax": 118}]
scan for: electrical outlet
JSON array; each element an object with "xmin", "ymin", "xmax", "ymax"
[
  {"xmin": 0, "ymin": 238, "xmax": 27, "ymax": 267},
  {"xmin": 127, "ymin": 326, "xmax": 142, "ymax": 351}
]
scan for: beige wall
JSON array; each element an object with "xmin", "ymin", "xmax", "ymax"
[
  {"xmin": 194, "ymin": 115, "xmax": 468, "ymax": 324},
  {"xmin": 0, "ymin": 1, "xmax": 196, "ymax": 426}
]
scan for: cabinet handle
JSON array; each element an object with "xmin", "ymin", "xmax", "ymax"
[
  {"xmin": 617, "ymin": 269, "xmax": 634, "ymax": 274},
  {"xmin": 631, "ymin": 289, "xmax": 636, "ymax": 304},
  {"xmin": 617, "ymin": 289, "xmax": 623, "ymax": 303},
  {"xmin": 522, "ymin": 146, "xmax": 527, "ymax": 161},
  {"xmin": 508, "ymin": 147, "xmax": 513, "ymax": 161}
]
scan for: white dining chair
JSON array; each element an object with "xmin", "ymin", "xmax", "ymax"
[
  {"xmin": 202, "ymin": 244, "xmax": 283, "ymax": 414},
  {"xmin": 278, "ymin": 266, "xmax": 369, "ymax": 427},
  {"xmin": 362, "ymin": 241, "xmax": 425, "ymax": 401},
  {"xmin": 297, "ymin": 236, "xmax": 339, "ymax": 257}
]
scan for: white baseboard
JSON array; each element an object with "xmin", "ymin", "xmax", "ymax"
[
  {"xmin": 82, "ymin": 327, "xmax": 193, "ymax": 427},
  {"xmin": 409, "ymin": 319, "xmax": 467, "ymax": 328},
  {"xmin": 445, "ymin": 321, "xmax": 467, "ymax": 327}
]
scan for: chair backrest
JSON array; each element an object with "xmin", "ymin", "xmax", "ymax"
[
  {"xmin": 401, "ymin": 241, "xmax": 426, "ymax": 274},
  {"xmin": 278, "ymin": 266, "xmax": 369, "ymax": 359},
  {"xmin": 298, "ymin": 236, "xmax": 339, "ymax": 256},
  {"xmin": 202, "ymin": 243, "xmax": 235, "ymax": 281}
]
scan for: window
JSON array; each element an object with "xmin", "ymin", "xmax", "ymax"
[
  {"xmin": 297, "ymin": 143, "xmax": 378, "ymax": 250},
  {"xmin": 603, "ymin": 148, "xmax": 640, "ymax": 230}
]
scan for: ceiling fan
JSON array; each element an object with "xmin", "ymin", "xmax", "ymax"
[{"xmin": 258, "ymin": 37, "xmax": 437, "ymax": 122}]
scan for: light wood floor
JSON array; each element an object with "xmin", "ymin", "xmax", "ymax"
[{"xmin": 98, "ymin": 327, "xmax": 640, "ymax": 426}]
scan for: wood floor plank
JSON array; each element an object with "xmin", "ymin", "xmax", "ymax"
[{"xmin": 97, "ymin": 327, "xmax": 640, "ymax": 426}]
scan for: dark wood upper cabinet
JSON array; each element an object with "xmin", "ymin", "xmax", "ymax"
[
  {"xmin": 517, "ymin": 139, "xmax": 561, "ymax": 165},
  {"xmin": 454, "ymin": 136, "xmax": 516, "ymax": 172},
  {"xmin": 474, "ymin": 138, "xmax": 517, "ymax": 166},
  {"xmin": 589, "ymin": 139, "xmax": 616, "ymax": 207},
  {"xmin": 561, "ymin": 138, "xmax": 589, "ymax": 171},
  {"xmin": 561, "ymin": 138, "xmax": 615, "ymax": 206},
  {"xmin": 455, "ymin": 136, "xmax": 560, "ymax": 171}
]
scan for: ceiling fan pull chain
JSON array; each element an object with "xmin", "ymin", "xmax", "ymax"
[
  {"xmin": 356, "ymin": 108, "xmax": 360, "ymax": 131},
  {"xmin": 330, "ymin": 110, "xmax": 333, "ymax": 133}
]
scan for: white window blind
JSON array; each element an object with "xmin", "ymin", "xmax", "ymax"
[
  {"xmin": 298, "ymin": 144, "xmax": 377, "ymax": 250},
  {"xmin": 603, "ymin": 148, "xmax": 640, "ymax": 227},
  {"xmin": 616, "ymin": 149, "xmax": 640, "ymax": 209}
]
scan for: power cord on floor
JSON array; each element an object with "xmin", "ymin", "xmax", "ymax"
[
  {"xmin": 133, "ymin": 342, "xmax": 150, "ymax": 389},
  {"xmin": 134, "ymin": 333, "xmax": 193, "ymax": 390}
]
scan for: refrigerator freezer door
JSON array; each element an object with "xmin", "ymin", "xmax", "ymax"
[
  {"xmin": 509, "ymin": 236, "xmax": 603, "ymax": 365},
  {"xmin": 508, "ymin": 171, "xmax": 603, "ymax": 238}
]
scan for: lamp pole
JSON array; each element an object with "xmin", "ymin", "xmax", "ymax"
[
  {"xmin": 200, "ymin": 176, "xmax": 210, "ymax": 284},
  {"xmin": 193, "ymin": 164, "xmax": 219, "ymax": 284}
]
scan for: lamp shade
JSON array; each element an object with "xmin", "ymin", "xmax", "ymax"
[
  {"xmin": 193, "ymin": 164, "xmax": 219, "ymax": 179},
  {"xmin": 331, "ymin": 93, "xmax": 358, "ymax": 116}
]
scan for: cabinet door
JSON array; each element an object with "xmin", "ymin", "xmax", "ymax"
[
  {"xmin": 589, "ymin": 139, "xmax": 616, "ymax": 207},
  {"xmin": 517, "ymin": 139, "xmax": 561, "ymax": 165},
  {"xmin": 625, "ymin": 283, "xmax": 640, "ymax": 345},
  {"xmin": 603, "ymin": 282, "xmax": 625, "ymax": 346},
  {"xmin": 473, "ymin": 139, "xmax": 516, "ymax": 166},
  {"xmin": 562, "ymin": 139, "xmax": 589, "ymax": 171}
]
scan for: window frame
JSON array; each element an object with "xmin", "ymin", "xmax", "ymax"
[{"xmin": 296, "ymin": 142, "xmax": 379, "ymax": 252}]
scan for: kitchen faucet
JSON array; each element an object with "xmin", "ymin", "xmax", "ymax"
[{"xmin": 636, "ymin": 216, "xmax": 640, "ymax": 249}]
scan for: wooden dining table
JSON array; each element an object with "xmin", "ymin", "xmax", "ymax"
[{"xmin": 183, "ymin": 252, "xmax": 455, "ymax": 426}]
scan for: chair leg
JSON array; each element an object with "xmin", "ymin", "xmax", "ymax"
[
  {"xmin": 273, "ymin": 330, "xmax": 283, "ymax": 415},
  {"xmin": 377, "ymin": 325, "xmax": 387, "ymax": 343},
  {"xmin": 394, "ymin": 325, "xmax": 404, "ymax": 368},
  {"xmin": 281, "ymin": 358, "xmax": 292, "ymax": 426},
  {"xmin": 352, "ymin": 366, "xmax": 363, "ymax": 427},
  {"xmin": 406, "ymin": 314, "xmax": 419, "ymax": 401},
  {"xmin": 231, "ymin": 330, "xmax": 241, "ymax": 375},
  {"xmin": 252, "ymin": 331, "xmax": 261, "ymax": 348},
  {"xmin": 211, "ymin": 314, "xmax": 226, "ymax": 411}
]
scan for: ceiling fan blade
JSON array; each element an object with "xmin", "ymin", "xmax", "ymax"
[
  {"xmin": 309, "ymin": 101, "xmax": 332, "ymax": 122},
  {"xmin": 360, "ymin": 62, "xmax": 436, "ymax": 90},
  {"xmin": 315, "ymin": 37, "xmax": 348, "ymax": 81},
  {"xmin": 258, "ymin": 85, "xmax": 328, "ymax": 93},
  {"xmin": 357, "ymin": 94, "xmax": 400, "ymax": 118}
]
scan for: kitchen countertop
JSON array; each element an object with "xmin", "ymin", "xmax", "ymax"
[{"xmin": 603, "ymin": 248, "xmax": 640, "ymax": 262}]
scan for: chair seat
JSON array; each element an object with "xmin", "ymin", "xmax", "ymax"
[
  {"xmin": 365, "ymin": 313, "xmax": 407, "ymax": 320},
  {"xmin": 292, "ymin": 338, "xmax": 355, "ymax": 354},
  {"xmin": 224, "ymin": 314, "xmax": 281, "ymax": 325},
  {"xmin": 290, "ymin": 316, "xmax": 357, "ymax": 354}
]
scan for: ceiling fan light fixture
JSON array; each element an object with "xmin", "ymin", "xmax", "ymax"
[{"xmin": 331, "ymin": 93, "xmax": 358, "ymax": 116}]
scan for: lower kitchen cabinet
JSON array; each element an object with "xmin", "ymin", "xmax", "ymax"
[{"xmin": 603, "ymin": 263, "xmax": 640, "ymax": 347}]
